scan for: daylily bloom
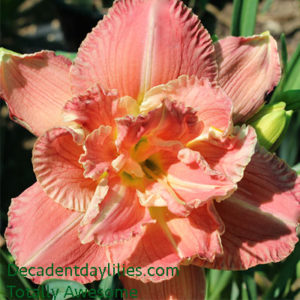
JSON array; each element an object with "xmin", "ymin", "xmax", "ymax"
[{"xmin": 1, "ymin": 0, "xmax": 300, "ymax": 299}]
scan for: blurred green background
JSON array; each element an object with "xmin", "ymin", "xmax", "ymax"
[{"xmin": 0, "ymin": 0, "xmax": 300, "ymax": 299}]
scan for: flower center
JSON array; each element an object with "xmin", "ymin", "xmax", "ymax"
[
  {"xmin": 140, "ymin": 156, "xmax": 163, "ymax": 179},
  {"xmin": 116, "ymin": 137, "xmax": 165, "ymax": 190}
]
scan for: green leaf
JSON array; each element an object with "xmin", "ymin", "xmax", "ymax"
[
  {"xmin": 278, "ymin": 111, "xmax": 300, "ymax": 165},
  {"xmin": 243, "ymin": 271, "xmax": 257, "ymax": 300},
  {"xmin": 296, "ymin": 260, "xmax": 300, "ymax": 278},
  {"xmin": 231, "ymin": 0, "xmax": 242, "ymax": 36},
  {"xmin": 39, "ymin": 279, "xmax": 88, "ymax": 300},
  {"xmin": 271, "ymin": 43, "xmax": 300, "ymax": 102},
  {"xmin": 208, "ymin": 271, "xmax": 233, "ymax": 300},
  {"xmin": 241, "ymin": 282, "xmax": 249, "ymax": 300},
  {"xmin": 272, "ymin": 90, "xmax": 300, "ymax": 110},
  {"xmin": 0, "ymin": 249, "xmax": 37, "ymax": 300},
  {"xmin": 99, "ymin": 275, "xmax": 123, "ymax": 300},
  {"xmin": 261, "ymin": 0, "xmax": 274, "ymax": 14},
  {"xmin": 240, "ymin": 0, "xmax": 259, "ymax": 36},
  {"xmin": 211, "ymin": 34, "xmax": 219, "ymax": 43},
  {"xmin": 55, "ymin": 51, "xmax": 77, "ymax": 62},
  {"xmin": 283, "ymin": 43, "xmax": 300, "ymax": 91},
  {"xmin": 280, "ymin": 33, "xmax": 288, "ymax": 74},
  {"xmin": 262, "ymin": 242, "xmax": 300, "ymax": 299},
  {"xmin": 231, "ymin": 0, "xmax": 259, "ymax": 36},
  {"xmin": 230, "ymin": 279, "xmax": 240, "ymax": 300}
]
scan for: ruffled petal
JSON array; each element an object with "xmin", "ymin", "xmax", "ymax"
[
  {"xmin": 5, "ymin": 183, "xmax": 109, "ymax": 284},
  {"xmin": 197, "ymin": 147, "xmax": 300, "ymax": 270},
  {"xmin": 0, "ymin": 49, "xmax": 72, "ymax": 136},
  {"xmin": 79, "ymin": 178, "xmax": 154, "ymax": 245},
  {"xmin": 116, "ymin": 100, "xmax": 202, "ymax": 155},
  {"xmin": 79, "ymin": 126, "xmax": 117, "ymax": 180},
  {"xmin": 121, "ymin": 265, "xmax": 205, "ymax": 300},
  {"xmin": 63, "ymin": 84, "xmax": 139, "ymax": 132},
  {"xmin": 141, "ymin": 76, "xmax": 233, "ymax": 135},
  {"xmin": 71, "ymin": 0, "xmax": 216, "ymax": 99},
  {"xmin": 63, "ymin": 84, "xmax": 118, "ymax": 131},
  {"xmin": 108, "ymin": 204, "xmax": 223, "ymax": 282},
  {"xmin": 163, "ymin": 203, "xmax": 224, "ymax": 262},
  {"xmin": 138, "ymin": 126, "xmax": 256, "ymax": 217},
  {"xmin": 108, "ymin": 222, "xmax": 181, "ymax": 282},
  {"xmin": 153, "ymin": 148, "xmax": 238, "ymax": 215},
  {"xmin": 189, "ymin": 125, "xmax": 257, "ymax": 183},
  {"xmin": 215, "ymin": 32, "xmax": 281, "ymax": 122},
  {"xmin": 32, "ymin": 127, "xmax": 97, "ymax": 212}
]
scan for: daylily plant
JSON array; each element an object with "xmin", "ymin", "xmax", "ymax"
[{"xmin": 1, "ymin": 0, "xmax": 300, "ymax": 299}]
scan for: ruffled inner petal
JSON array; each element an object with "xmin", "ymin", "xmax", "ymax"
[
  {"xmin": 33, "ymin": 127, "xmax": 97, "ymax": 211},
  {"xmin": 79, "ymin": 178, "xmax": 154, "ymax": 245}
]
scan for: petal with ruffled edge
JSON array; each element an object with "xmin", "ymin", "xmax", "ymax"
[
  {"xmin": 141, "ymin": 76, "xmax": 233, "ymax": 135},
  {"xmin": 0, "ymin": 49, "xmax": 72, "ymax": 136},
  {"xmin": 144, "ymin": 148, "xmax": 238, "ymax": 216},
  {"xmin": 138, "ymin": 125, "xmax": 256, "ymax": 216},
  {"xmin": 195, "ymin": 147, "xmax": 300, "ymax": 270},
  {"xmin": 215, "ymin": 32, "xmax": 281, "ymax": 123},
  {"xmin": 108, "ymin": 204, "xmax": 223, "ymax": 282},
  {"xmin": 108, "ymin": 222, "xmax": 181, "ymax": 283},
  {"xmin": 71, "ymin": 0, "xmax": 217, "ymax": 100},
  {"xmin": 116, "ymin": 100, "xmax": 202, "ymax": 156},
  {"xmin": 79, "ymin": 178, "xmax": 154, "ymax": 245},
  {"xmin": 32, "ymin": 127, "xmax": 97, "ymax": 212},
  {"xmin": 120, "ymin": 265, "xmax": 205, "ymax": 300},
  {"xmin": 161, "ymin": 204, "xmax": 224, "ymax": 262},
  {"xmin": 80, "ymin": 126, "xmax": 117, "ymax": 180},
  {"xmin": 63, "ymin": 84, "xmax": 139, "ymax": 132},
  {"xmin": 188, "ymin": 125, "xmax": 257, "ymax": 183},
  {"xmin": 5, "ymin": 183, "xmax": 109, "ymax": 284}
]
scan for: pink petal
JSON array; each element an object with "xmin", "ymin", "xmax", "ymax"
[
  {"xmin": 5, "ymin": 183, "xmax": 109, "ymax": 284},
  {"xmin": 79, "ymin": 126, "xmax": 117, "ymax": 180},
  {"xmin": 64, "ymin": 84, "xmax": 138, "ymax": 132},
  {"xmin": 109, "ymin": 204, "xmax": 223, "ymax": 282},
  {"xmin": 197, "ymin": 147, "xmax": 300, "ymax": 270},
  {"xmin": 121, "ymin": 265, "xmax": 205, "ymax": 300},
  {"xmin": 71, "ymin": 0, "xmax": 216, "ymax": 99},
  {"xmin": 0, "ymin": 50, "xmax": 72, "ymax": 136},
  {"xmin": 165, "ymin": 203, "xmax": 224, "ymax": 262},
  {"xmin": 216, "ymin": 32, "xmax": 281, "ymax": 122},
  {"xmin": 108, "ymin": 222, "xmax": 181, "ymax": 282},
  {"xmin": 141, "ymin": 76, "xmax": 233, "ymax": 135},
  {"xmin": 81, "ymin": 178, "xmax": 109, "ymax": 226},
  {"xmin": 139, "ymin": 127, "xmax": 256, "ymax": 217},
  {"xmin": 79, "ymin": 178, "xmax": 154, "ymax": 245},
  {"xmin": 138, "ymin": 181, "xmax": 188, "ymax": 216},
  {"xmin": 116, "ymin": 100, "xmax": 202, "ymax": 155},
  {"xmin": 189, "ymin": 125, "xmax": 257, "ymax": 183},
  {"xmin": 32, "ymin": 127, "xmax": 97, "ymax": 211},
  {"xmin": 155, "ymin": 148, "xmax": 238, "ymax": 215}
]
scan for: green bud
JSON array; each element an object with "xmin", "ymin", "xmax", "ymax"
[
  {"xmin": 248, "ymin": 102, "xmax": 290, "ymax": 150},
  {"xmin": 293, "ymin": 163, "xmax": 300, "ymax": 175}
]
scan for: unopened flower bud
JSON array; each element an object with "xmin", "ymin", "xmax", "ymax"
[{"xmin": 248, "ymin": 102, "xmax": 291, "ymax": 150}]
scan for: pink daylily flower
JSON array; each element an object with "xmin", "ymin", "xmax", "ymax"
[{"xmin": 1, "ymin": 0, "xmax": 299, "ymax": 298}]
